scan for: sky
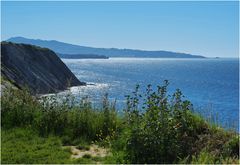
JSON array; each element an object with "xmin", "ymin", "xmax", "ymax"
[{"xmin": 1, "ymin": 1, "xmax": 239, "ymax": 57}]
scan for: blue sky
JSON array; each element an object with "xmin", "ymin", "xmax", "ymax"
[{"xmin": 1, "ymin": 1, "xmax": 239, "ymax": 57}]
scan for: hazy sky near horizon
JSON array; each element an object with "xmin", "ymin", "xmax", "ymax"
[{"xmin": 1, "ymin": 1, "xmax": 239, "ymax": 57}]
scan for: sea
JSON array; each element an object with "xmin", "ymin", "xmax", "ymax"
[{"xmin": 58, "ymin": 58, "xmax": 239, "ymax": 130}]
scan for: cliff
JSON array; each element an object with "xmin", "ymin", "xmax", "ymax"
[{"xmin": 1, "ymin": 42, "xmax": 85, "ymax": 94}]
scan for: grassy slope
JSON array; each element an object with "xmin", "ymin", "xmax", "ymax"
[
  {"xmin": 1, "ymin": 83, "xmax": 239, "ymax": 164},
  {"xmin": 1, "ymin": 128, "xmax": 118, "ymax": 164},
  {"xmin": 1, "ymin": 128, "xmax": 71, "ymax": 164}
]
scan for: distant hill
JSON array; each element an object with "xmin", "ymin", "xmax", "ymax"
[
  {"xmin": 1, "ymin": 42, "xmax": 85, "ymax": 94},
  {"xmin": 57, "ymin": 53, "xmax": 109, "ymax": 59},
  {"xmin": 7, "ymin": 37, "xmax": 205, "ymax": 58}
]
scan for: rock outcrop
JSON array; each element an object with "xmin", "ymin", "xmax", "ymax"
[{"xmin": 1, "ymin": 42, "xmax": 85, "ymax": 94}]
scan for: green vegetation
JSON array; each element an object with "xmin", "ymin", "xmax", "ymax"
[
  {"xmin": 1, "ymin": 81, "xmax": 239, "ymax": 164},
  {"xmin": 1, "ymin": 128, "xmax": 71, "ymax": 164}
]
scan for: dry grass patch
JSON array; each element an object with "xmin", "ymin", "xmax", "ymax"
[{"xmin": 63, "ymin": 144, "xmax": 110, "ymax": 159}]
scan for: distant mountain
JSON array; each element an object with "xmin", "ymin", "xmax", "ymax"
[
  {"xmin": 7, "ymin": 37, "xmax": 205, "ymax": 58},
  {"xmin": 1, "ymin": 42, "xmax": 85, "ymax": 94},
  {"xmin": 57, "ymin": 53, "xmax": 109, "ymax": 59}
]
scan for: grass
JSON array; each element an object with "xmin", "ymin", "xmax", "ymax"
[
  {"xmin": 1, "ymin": 128, "xmax": 72, "ymax": 164},
  {"xmin": 1, "ymin": 81, "xmax": 239, "ymax": 164},
  {"xmin": 1, "ymin": 127, "xmax": 117, "ymax": 164}
]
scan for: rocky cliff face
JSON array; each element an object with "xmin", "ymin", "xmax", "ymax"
[{"xmin": 1, "ymin": 42, "xmax": 85, "ymax": 94}]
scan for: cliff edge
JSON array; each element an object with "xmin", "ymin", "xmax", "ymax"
[{"xmin": 1, "ymin": 42, "xmax": 85, "ymax": 94}]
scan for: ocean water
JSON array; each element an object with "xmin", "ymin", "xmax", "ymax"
[{"xmin": 60, "ymin": 58, "xmax": 239, "ymax": 130}]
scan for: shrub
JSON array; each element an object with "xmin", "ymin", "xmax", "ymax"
[
  {"xmin": 122, "ymin": 80, "xmax": 238, "ymax": 163},
  {"xmin": 223, "ymin": 135, "xmax": 240, "ymax": 157},
  {"xmin": 1, "ymin": 88, "xmax": 118, "ymax": 143},
  {"xmin": 1, "ymin": 88, "xmax": 42, "ymax": 128}
]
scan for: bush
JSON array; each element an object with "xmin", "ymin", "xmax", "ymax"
[
  {"xmin": 223, "ymin": 135, "xmax": 240, "ymax": 157},
  {"xmin": 122, "ymin": 81, "xmax": 238, "ymax": 163},
  {"xmin": 1, "ymin": 88, "xmax": 118, "ymax": 143},
  {"xmin": 1, "ymin": 88, "xmax": 42, "ymax": 128}
]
